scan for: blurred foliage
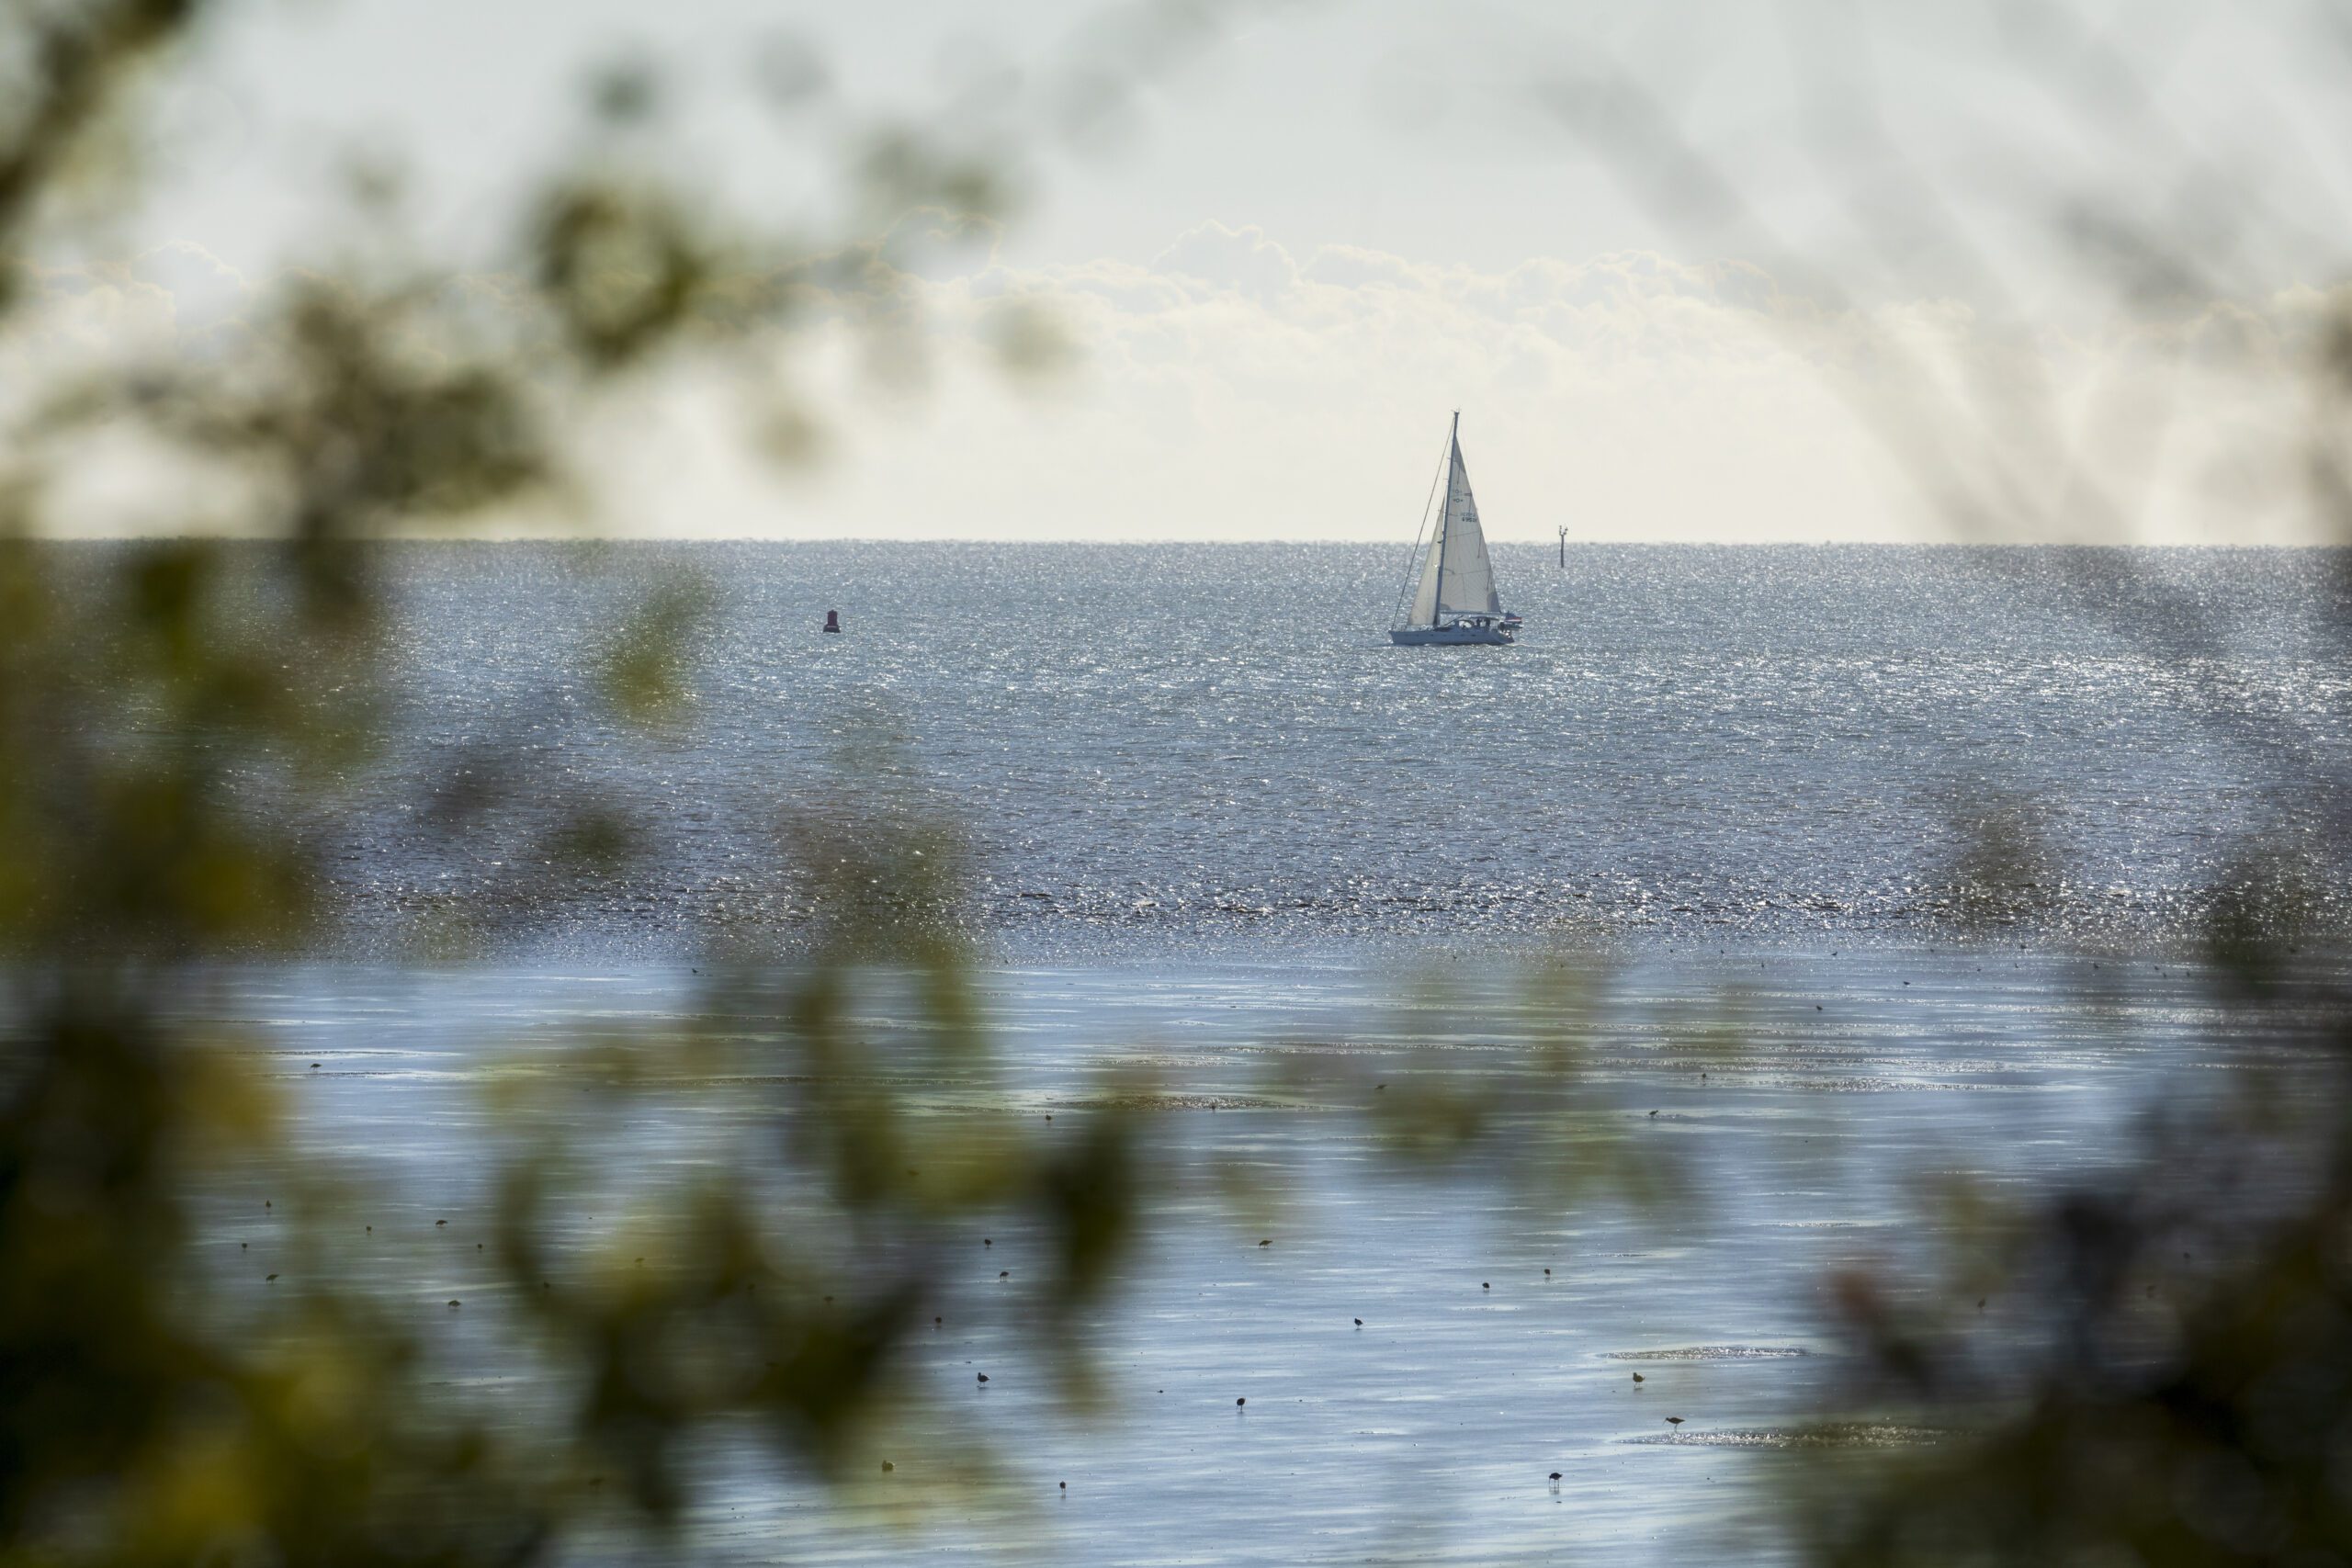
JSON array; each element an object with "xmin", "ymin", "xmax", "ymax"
[
  {"xmin": 1557, "ymin": 9, "xmax": 2352, "ymax": 1564},
  {"xmin": 1800, "ymin": 965, "xmax": 2352, "ymax": 1565},
  {"xmin": 0, "ymin": 2, "xmax": 1663, "ymax": 1561},
  {"xmin": 0, "ymin": 1, "xmax": 1161, "ymax": 1558},
  {"xmin": 3, "ymin": 2, "xmax": 2348, "ymax": 1564}
]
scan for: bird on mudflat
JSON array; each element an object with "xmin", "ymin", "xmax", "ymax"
[
  {"xmin": 1549, "ymin": 1472, "xmax": 1562, "ymax": 1481},
  {"xmin": 978, "ymin": 1373, "xmax": 989, "ymax": 1383},
  {"xmin": 1236, "ymin": 1397, "xmax": 1246, "ymax": 1407},
  {"xmin": 1353, "ymin": 1318, "xmax": 1363, "ymax": 1326},
  {"xmin": 1632, "ymin": 1372, "xmax": 1645, "ymax": 1383},
  {"xmin": 1258, "ymin": 1239, "xmax": 1271, "ymax": 1247},
  {"xmin": 1665, "ymin": 1416, "xmax": 1683, "ymax": 1427}
]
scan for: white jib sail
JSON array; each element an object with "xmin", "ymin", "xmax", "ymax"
[{"xmin": 1408, "ymin": 434, "xmax": 1500, "ymax": 626}]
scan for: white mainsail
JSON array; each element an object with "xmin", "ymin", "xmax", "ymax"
[{"xmin": 1405, "ymin": 426, "xmax": 1500, "ymax": 626}]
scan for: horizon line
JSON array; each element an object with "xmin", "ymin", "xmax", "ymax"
[{"xmin": 28, "ymin": 536, "xmax": 2348, "ymax": 551}]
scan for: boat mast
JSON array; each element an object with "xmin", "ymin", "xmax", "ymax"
[{"xmin": 1430, "ymin": 411, "xmax": 1457, "ymax": 626}]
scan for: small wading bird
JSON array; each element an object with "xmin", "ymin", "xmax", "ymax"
[
  {"xmin": 978, "ymin": 1373, "xmax": 989, "ymax": 1384},
  {"xmin": 1666, "ymin": 1416, "xmax": 1683, "ymax": 1427},
  {"xmin": 1236, "ymin": 1398, "xmax": 1246, "ymax": 1407}
]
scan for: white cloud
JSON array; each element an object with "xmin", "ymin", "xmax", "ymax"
[
  {"xmin": 6, "ymin": 231, "xmax": 2344, "ymax": 545},
  {"xmin": 735, "ymin": 236, "xmax": 2339, "ymax": 546},
  {"xmin": 1152, "ymin": 220, "xmax": 1300, "ymax": 301}
]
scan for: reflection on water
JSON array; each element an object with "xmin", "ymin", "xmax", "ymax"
[
  {"xmin": 175, "ymin": 948, "xmax": 2329, "ymax": 1565},
  {"xmin": 278, "ymin": 541, "xmax": 2352, "ymax": 960}
]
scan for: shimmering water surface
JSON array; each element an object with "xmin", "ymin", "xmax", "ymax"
[
  {"xmin": 340, "ymin": 541, "xmax": 2351, "ymax": 959},
  {"xmin": 173, "ymin": 544, "xmax": 2347, "ymax": 1562}
]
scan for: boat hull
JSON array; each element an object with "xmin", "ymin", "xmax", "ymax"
[{"xmin": 1390, "ymin": 625, "xmax": 1513, "ymax": 647}]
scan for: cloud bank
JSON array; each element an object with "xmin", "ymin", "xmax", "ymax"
[{"xmin": 6, "ymin": 222, "xmax": 2343, "ymax": 545}]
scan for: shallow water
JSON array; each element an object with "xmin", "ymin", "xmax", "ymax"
[{"xmin": 195, "ymin": 949, "xmax": 2329, "ymax": 1565}]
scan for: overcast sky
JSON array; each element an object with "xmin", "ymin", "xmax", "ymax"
[{"xmin": 21, "ymin": 0, "xmax": 2352, "ymax": 542}]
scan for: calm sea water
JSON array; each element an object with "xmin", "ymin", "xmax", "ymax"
[
  {"xmin": 335, "ymin": 541, "xmax": 2350, "ymax": 960},
  {"xmin": 208, "ymin": 952, "xmax": 2335, "ymax": 1566},
  {"xmin": 90, "ymin": 543, "xmax": 2352, "ymax": 1562}
]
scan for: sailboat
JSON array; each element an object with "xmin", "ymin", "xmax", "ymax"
[{"xmin": 1388, "ymin": 412, "xmax": 1520, "ymax": 646}]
